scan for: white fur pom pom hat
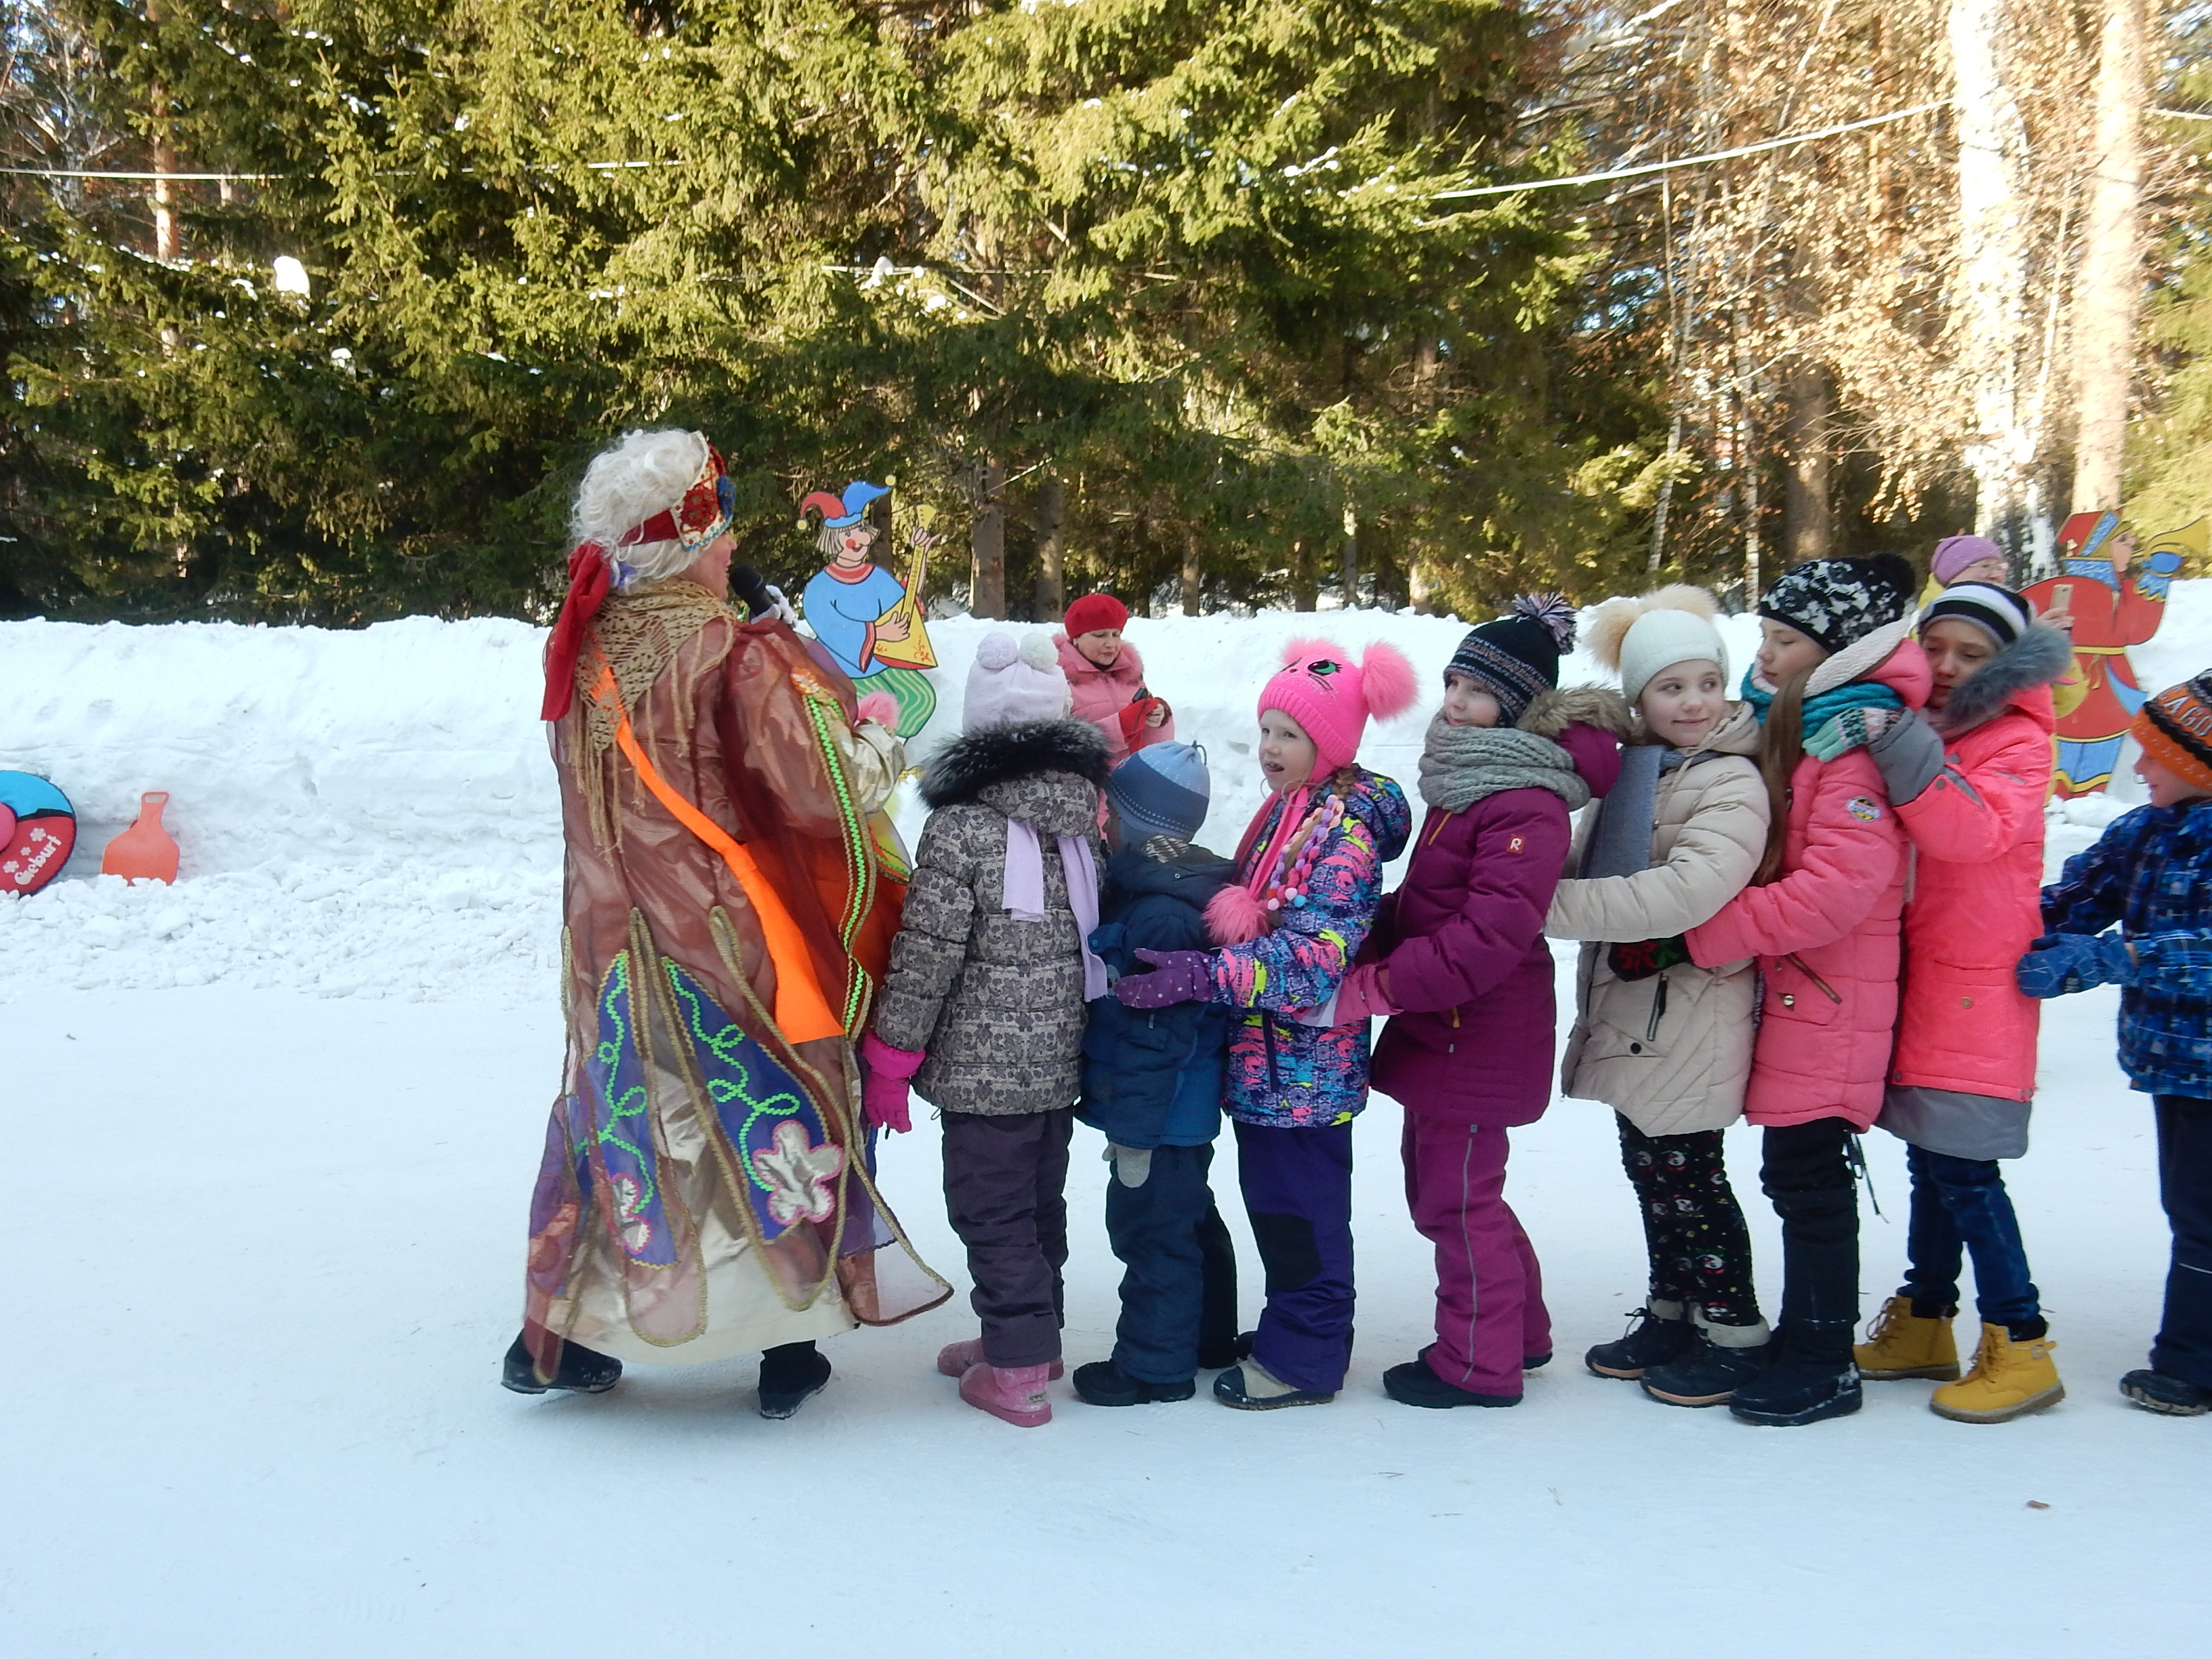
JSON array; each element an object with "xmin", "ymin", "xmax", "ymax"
[{"xmin": 1583, "ymin": 584, "xmax": 1729, "ymax": 704}]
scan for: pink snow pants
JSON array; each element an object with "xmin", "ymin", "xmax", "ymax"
[{"xmin": 1402, "ymin": 1114, "xmax": 1551, "ymax": 1397}]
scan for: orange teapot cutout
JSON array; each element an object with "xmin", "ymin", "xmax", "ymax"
[{"xmin": 102, "ymin": 791, "xmax": 180, "ymax": 883}]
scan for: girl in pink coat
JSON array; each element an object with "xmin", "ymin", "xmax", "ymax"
[
  {"xmin": 1683, "ymin": 553, "xmax": 1927, "ymax": 1426},
  {"xmin": 1055, "ymin": 593, "xmax": 1174, "ymax": 765},
  {"xmin": 1837, "ymin": 583, "xmax": 2073, "ymax": 1422}
]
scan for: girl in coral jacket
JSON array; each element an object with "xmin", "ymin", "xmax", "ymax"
[
  {"xmin": 1355, "ymin": 598, "xmax": 1629, "ymax": 1409},
  {"xmin": 1681, "ymin": 554, "xmax": 1927, "ymax": 1427},
  {"xmin": 1112, "ymin": 639, "xmax": 1415, "ymax": 1410},
  {"xmin": 1547, "ymin": 587, "xmax": 1775, "ymax": 1410},
  {"xmin": 1833, "ymin": 582, "xmax": 2072, "ymax": 1422}
]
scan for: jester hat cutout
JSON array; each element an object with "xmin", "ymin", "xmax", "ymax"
[{"xmin": 800, "ymin": 480, "xmax": 892, "ymax": 530}]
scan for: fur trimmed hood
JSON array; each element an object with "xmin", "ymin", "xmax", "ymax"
[
  {"xmin": 1517, "ymin": 683, "xmax": 1634, "ymax": 741},
  {"xmin": 1930, "ymin": 623, "xmax": 2072, "ymax": 736},
  {"xmin": 921, "ymin": 716, "xmax": 1109, "ymax": 813}
]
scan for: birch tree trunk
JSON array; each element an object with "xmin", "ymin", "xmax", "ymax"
[
  {"xmin": 2070, "ymin": 0, "xmax": 2146, "ymax": 514},
  {"xmin": 1949, "ymin": 0, "xmax": 2036, "ymax": 554}
]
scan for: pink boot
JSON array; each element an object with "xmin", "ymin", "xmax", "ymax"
[
  {"xmin": 936, "ymin": 1337, "xmax": 1063, "ymax": 1380},
  {"xmin": 959, "ymin": 1361, "xmax": 1054, "ymax": 1427}
]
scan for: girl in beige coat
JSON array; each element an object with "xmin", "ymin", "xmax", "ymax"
[{"xmin": 1545, "ymin": 586, "xmax": 1773, "ymax": 1407}]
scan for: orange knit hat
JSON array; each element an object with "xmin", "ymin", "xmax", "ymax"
[{"xmin": 2133, "ymin": 674, "xmax": 2212, "ymax": 798}]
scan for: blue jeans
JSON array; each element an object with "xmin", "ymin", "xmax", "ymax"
[{"xmin": 1900, "ymin": 1145, "xmax": 2041, "ymax": 1328}]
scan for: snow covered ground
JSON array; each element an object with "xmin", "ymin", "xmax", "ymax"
[{"xmin": 5, "ymin": 594, "xmax": 2211, "ymax": 1654}]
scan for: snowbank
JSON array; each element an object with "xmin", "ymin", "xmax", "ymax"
[{"xmin": 2, "ymin": 587, "xmax": 2203, "ymax": 1000}]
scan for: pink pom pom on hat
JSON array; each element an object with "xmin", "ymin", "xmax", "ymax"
[{"xmin": 1256, "ymin": 636, "xmax": 1419, "ymax": 775}]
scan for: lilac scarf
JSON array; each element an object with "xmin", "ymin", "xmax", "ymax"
[{"xmin": 1003, "ymin": 818, "xmax": 1109, "ymax": 1000}]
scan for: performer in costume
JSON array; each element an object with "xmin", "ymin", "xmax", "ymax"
[
  {"xmin": 799, "ymin": 480, "xmax": 939, "ymax": 738},
  {"xmin": 2024, "ymin": 512, "xmax": 2188, "ymax": 796},
  {"xmin": 505, "ymin": 429, "xmax": 948, "ymax": 1416}
]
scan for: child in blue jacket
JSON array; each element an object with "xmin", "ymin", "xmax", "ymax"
[
  {"xmin": 1075, "ymin": 742, "xmax": 1242, "ymax": 1404},
  {"xmin": 2019, "ymin": 672, "xmax": 2212, "ymax": 1415}
]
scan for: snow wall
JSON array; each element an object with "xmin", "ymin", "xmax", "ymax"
[{"xmin": 7, "ymin": 588, "xmax": 2206, "ymax": 1001}]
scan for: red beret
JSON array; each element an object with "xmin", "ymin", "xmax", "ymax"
[{"xmin": 1063, "ymin": 593, "xmax": 1129, "ymax": 637}]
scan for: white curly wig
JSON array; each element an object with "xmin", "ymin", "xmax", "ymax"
[{"xmin": 569, "ymin": 428, "xmax": 712, "ymax": 588}]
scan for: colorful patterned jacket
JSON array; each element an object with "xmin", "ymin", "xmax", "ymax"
[
  {"xmin": 2040, "ymin": 799, "xmax": 2212, "ymax": 1097},
  {"xmin": 1208, "ymin": 767, "xmax": 1412, "ymax": 1128}
]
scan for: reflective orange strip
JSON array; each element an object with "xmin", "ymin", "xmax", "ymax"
[{"xmin": 590, "ymin": 663, "xmax": 843, "ymax": 1045}]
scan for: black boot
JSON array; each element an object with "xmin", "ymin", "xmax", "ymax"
[
  {"xmin": 2121, "ymin": 1368, "xmax": 2212, "ymax": 1416},
  {"xmin": 502, "ymin": 1332, "xmax": 621, "ymax": 1395},
  {"xmin": 1584, "ymin": 1302, "xmax": 1695, "ymax": 1379},
  {"xmin": 1073, "ymin": 1359, "xmax": 1197, "ymax": 1406},
  {"xmin": 1728, "ymin": 1319, "xmax": 1862, "ymax": 1425},
  {"xmin": 1383, "ymin": 1348, "xmax": 1521, "ymax": 1409},
  {"xmin": 758, "ymin": 1340, "xmax": 832, "ymax": 1419},
  {"xmin": 1199, "ymin": 1329, "xmax": 1256, "ymax": 1370},
  {"xmin": 1641, "ymin": 1318, "xmax": 1771, "ymax": 1408}
]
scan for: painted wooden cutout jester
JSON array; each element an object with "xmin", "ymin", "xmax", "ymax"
[
  {"xmin": 798, "ymin": 480, "xmax": 941, "ymax": 739},
  {"xmin": 2024, "ymin": 510, "xmax": 2203, "ymax": 797}
]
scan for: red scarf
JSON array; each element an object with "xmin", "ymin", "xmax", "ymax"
[{"xmin": 540, "ymin": 544, "xmax": 613, "ymax": 722}]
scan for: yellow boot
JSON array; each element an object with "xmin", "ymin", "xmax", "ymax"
[
  {"xmin": 1852, "ymin": 1295, "xmax": 1960, "ymax": 1380},
  {"xmin": 1931, "ymin": 1324, "xmax": 2064, "ymax": 1423}
]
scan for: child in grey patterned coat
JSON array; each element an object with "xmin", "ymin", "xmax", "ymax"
[{"xmin": 862, "ymin": 631, "xmax": 1109, "ymax": 1428}]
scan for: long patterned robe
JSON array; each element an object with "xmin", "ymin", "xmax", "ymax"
[{"xmin": 524, "ymin": 579, "xmax": 946, "ymax": 1373}]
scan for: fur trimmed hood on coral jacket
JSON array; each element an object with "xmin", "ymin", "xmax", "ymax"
[{"xmin": 1927, "ymin": 622, "xmax": 2070, "ymax": 737}]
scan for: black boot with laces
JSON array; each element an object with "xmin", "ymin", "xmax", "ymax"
[{"xmin": 1585, "ymin": 1302, "xmax": 1696, "ymax": 1380}]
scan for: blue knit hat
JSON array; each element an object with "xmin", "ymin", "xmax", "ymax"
[{"xmin": 1107, "ymin": 742, "xmax": 1210, "ymax": 843}]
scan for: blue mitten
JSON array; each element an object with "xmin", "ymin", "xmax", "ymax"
[
  {"xmin": 2016, "ymin": 932, "xmax": 2133, "ymax": 998},
  {"xmin": 1112, "ymin": 948, "xmax": 1215, "ymax": 1008}
]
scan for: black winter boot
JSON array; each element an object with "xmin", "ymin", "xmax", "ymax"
[
  {"xmin": 1728, "ymin": 1319, "xmax": 1862, "ymax": 1425},
  {"xmin": 1585, "ymin": 1300, "xmax": 1695, "ymax": 1379},
  {"xmin": 1383, "ymin": 1349, "xmax": 1521, "ymax": 1408},
  {"xmin": 2121, "ymin": 1368, "xmax": 2212, "ymax": 1415},
  {"xmin": 502, "ymin": 1332, "xmax": 622, "ymax": 1395},
  {"xmin": 1073, "ymin": 1359, "xmax": 1198, "ymax": 1406},
  {"xmin": 757, "ymin": 1340, "xmax": 833, "ymax": 1419},
  {"xmin": 1641, "ymin": 1314, "xmax": 1771, "ymax": 1407}
]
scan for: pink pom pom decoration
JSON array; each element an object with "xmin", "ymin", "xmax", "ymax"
[
  {"xmin": 854, "ymin": 691, "xmax": 901, "ymax": 728},
  {"xmin": 1357, "ymin": 640, "xmax": 1418, "ymax": 722},
  {"xmin": 1205, "ymin": 883, "xmax": 1272, "ymax": 946}
]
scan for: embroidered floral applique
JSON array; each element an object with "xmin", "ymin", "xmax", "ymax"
[{"xmin": 754, "ymin": 1120, "xmax": 847, "ymax": 1226}]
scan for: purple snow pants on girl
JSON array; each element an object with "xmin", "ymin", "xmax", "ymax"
[
  {"xmin": 1233, "ymin": 1119, "xmax": 1355, "ymax": 1393},
  {"xmin": 1403, "ymin": 1114, "xmax": 1551, "ymax": 1397}
]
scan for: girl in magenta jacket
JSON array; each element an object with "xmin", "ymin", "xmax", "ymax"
[
  {"xmin": 1353, "ymin": 598, "xmax": 1629, "ymax": 1409},
  {"xmin": 1683, "ymin": 554, "xmax": 1927, "ymax": 1427},
  {"xmin": 1838, "ymin": 583, "xmax": 2072, "ymax": 1422}
]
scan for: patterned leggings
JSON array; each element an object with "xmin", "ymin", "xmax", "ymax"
[{"xmin": 1618, "ymin": 1118, "xmax": 1762, "ymax": 1326}]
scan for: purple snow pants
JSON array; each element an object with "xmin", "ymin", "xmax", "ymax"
[
  {"xmin": 1403, "ymin": 1113, "xmax": 1551, "ymax": 1397},
  {"xmin": 1234, "ymin": 1118, "xmax": 1355, "ymax": 1394}
]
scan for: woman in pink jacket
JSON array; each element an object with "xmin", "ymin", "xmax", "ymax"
[
  {"xmin": 1683, "ymin": 554, "xmax": 1927, "ymax": 1426},
  {"xmin": 1055, "ymin": 593, "xmax": 1173, "ymax": 766},
  {"xmin": 1834, "ymin": 583, "xmax": 2072, "ymax": 1422}
]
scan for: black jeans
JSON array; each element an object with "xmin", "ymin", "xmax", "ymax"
[
  {"xmin": 1618, "ymin": 1120, "xmax": 1761, "ymax": 1325},
  {"xmin": 1104, "ymin": 1142, "xmax": 1240, "ymax": 1383},
  {"xmin": 1760, "ymin": 1116, "xmax": 1860, "ymax": 1352},
  {"xmin": 2152, "ymin": 1096, "xmax": 2212, "ymax": 1388},
  {"xmin": 941, "ymin": 1108, "xmax": 1073, "ymax": 1368},
  {"xmin": 1900, "ymin": 1145, "xmax": 2041, "ymax": 1329}
]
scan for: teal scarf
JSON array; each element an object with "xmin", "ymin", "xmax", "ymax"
[{"xmin": 1742, "ymin": 676, "xmax": 1903, "ymax": 741}]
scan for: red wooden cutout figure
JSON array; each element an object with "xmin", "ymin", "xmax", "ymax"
[{"xmin": 102, "ymin": 791, "xmax": 180, "ymax": 882}]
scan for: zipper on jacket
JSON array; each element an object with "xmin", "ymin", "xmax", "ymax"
[
  {"xmin": 1645, "ymin": 974, "xmax": 1669, "ymax": 1042},
  {"xmin": 1784, "ymin": 953, "xmax": 1843, "ymax": 1003}
]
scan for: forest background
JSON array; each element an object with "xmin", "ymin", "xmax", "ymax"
[{"xmin": 1, "ymin": 0, "xmax": 2208, "ymax": 627}]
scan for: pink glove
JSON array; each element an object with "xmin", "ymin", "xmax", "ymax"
[
  {"xmin": 1332, "ymin": 962, "xmax": 1399, "ymax": 1025},
  {"xmin": 855, "ymin": 691, "xmax": 901, "ymax": 729},
  {"xmin": 859, "ymin": 1032, "xmax": 924, "ymax": 1134}
]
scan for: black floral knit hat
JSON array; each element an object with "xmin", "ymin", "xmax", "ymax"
[{"xmin": 1758, "ymin": 554, "xmax": 1917, "ymax": 654}]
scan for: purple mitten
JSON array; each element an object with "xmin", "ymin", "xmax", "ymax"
[
  {"xmin": 1113, "ymin": 948, "xmax": 1215, "ymax": 1008},
  {"xmin": 859, "ymin": 1032, "xmax": 925, "ymax": 1134}
]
